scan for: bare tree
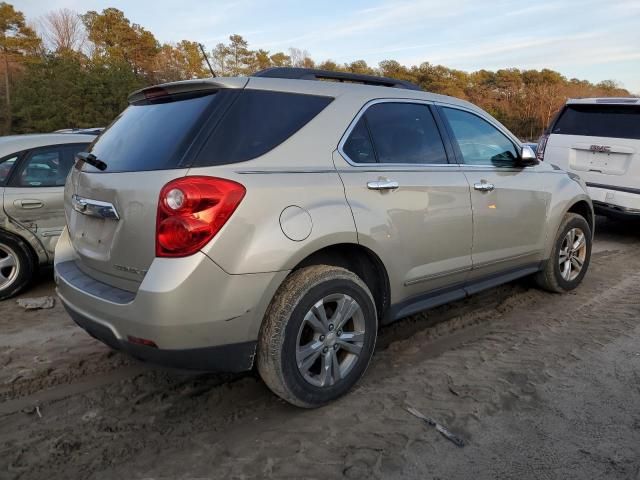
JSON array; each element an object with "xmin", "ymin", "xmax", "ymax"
[{"xmin": 40, "ymin": 8, "xmax": 85, "ymax": 53}]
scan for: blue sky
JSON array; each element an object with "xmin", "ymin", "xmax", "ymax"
[{"xmin": 16, "ymin": 0, "xmax": 640, "ymax": 93}]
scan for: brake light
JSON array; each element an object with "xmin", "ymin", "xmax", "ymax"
[
  {"xmin": 156, "ymin": 176, "xmax": 245, "ymax": 257},
  {"xmin": 536, "ymin": 134, "xmax": 549, "ymax": 161}
]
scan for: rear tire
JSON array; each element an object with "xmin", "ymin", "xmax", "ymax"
[
  {"xmin": 257, "ymin": 265, "xmax": 377, "ymax": 408},
  {"xmin": 535, "ymin": 213, "xmax": 592, "ymax": 293},
  {"xmin": 0, "ymin": 232, "xmax": 35, "ymax": 300}
]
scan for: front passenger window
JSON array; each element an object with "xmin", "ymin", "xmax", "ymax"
[{"xmin": 442, "ymin": 107, "xmax": 518, "ymax": 166}]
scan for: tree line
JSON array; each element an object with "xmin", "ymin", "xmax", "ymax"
[{"xmin": 0, "ymin": 2, "xmax": 631, "ymax": 139}]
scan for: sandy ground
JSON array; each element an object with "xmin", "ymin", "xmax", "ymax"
[{"xmin": 1, "ymin": 217, "xmax": 639, "ymax": 480}]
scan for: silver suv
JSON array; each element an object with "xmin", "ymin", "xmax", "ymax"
[
  {"xmin": 55, "ymin": 68, "xmax": 594, "ymax": 407},
  {"xmin": 0, "ymin": 133, "xmax": 95, "ymax": 299}
]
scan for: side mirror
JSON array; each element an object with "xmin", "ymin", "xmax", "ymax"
[{"xmin": 519, "ymin": 145, "xmax": 538, "ymax": 166}]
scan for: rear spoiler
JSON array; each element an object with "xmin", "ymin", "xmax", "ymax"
[{"xmin": 128, "ymin": 77, "xmax": 249, "ymax": 104}]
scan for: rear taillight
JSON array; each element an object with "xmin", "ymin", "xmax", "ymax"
[
  {"xmin": 536, "ymin": 134, "xmax": 549, "ymax": 161},
  {"xmin": 156, "ymin": 176, "xmax": 245, "ymax": 257}
]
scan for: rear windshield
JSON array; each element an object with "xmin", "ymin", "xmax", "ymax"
[
  {"xmin": 87, "ymin": 91, "xmax": 221, "ymax": 173},
  {"xmin": 552, "ymin": 104, "xmax": 640, "ymax": 140},
  {"xmin": 85, "ymin": 89, "xmax": 333, "ymax": 172}
]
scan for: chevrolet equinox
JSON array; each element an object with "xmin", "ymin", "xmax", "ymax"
[{"xmin": 55, "ymin": 68, "xmax": 594, "ymax": 407}]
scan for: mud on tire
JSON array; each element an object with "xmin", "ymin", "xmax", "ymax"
[
  {"xmin": 535, "ymin": 213, "xmax": 592, "ymax": 293},
  {"xmin": 257, "ymin": 265, "xmax": 377, "ymax": 408}
]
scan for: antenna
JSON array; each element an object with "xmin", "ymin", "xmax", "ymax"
[{"xmin": 198, "ymin": 43, "xmax": 216, "ymax": 78}]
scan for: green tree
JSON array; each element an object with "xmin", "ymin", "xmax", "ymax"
[
  {"xmin": 0, "ymin": 2, "xmax": 41, "ymax": 132},
  {"xmin": 82, "ymin": 8, "xmax": 159, "ymax": 77}
]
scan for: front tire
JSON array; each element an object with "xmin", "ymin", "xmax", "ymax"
[
  {"xmin": 535, "ymin": 213, "xmax": 592, "ymax": 293},
  {"xmin": 257, "ymin": 265, "xmax": 377, "ymax": 408},
  {"xmin": 0, "ymin": 232, "xmax": 35, "ymax": 300}
]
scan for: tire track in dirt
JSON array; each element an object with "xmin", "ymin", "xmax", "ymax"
[{"xmin": 2, "ymin": 242, "xmax": 639, "ymax": 479}]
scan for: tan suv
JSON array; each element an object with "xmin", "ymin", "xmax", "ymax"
[
  {"xmin": 0, "ymin": 133, "xmax": 95, "ymax": 299},
  {"xmin": 55, "ymin": 68, "xmax": 594, "ymax": 407}
]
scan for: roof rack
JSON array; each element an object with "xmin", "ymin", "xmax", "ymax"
[{"xmin": 252, "ymin": 67, "xmax": 422, "ymax": 91}]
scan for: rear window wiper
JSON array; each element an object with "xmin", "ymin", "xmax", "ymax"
[{"xmin": 76, "ymin": 151, "xmax": 107, "ymax": 171}]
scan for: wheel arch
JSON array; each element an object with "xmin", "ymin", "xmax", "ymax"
[
  {"xmin": 288, "ymin": 242, "xmax": 391, "ymax": 323},
  {"xmin": 543, "ymin": 194, "xmax": 594, "ymax": 259}
]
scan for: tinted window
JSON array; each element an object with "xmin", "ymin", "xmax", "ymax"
[
  {"xmin": 442, "ymin": 108, "xmax": 518, "ymax": 166},
  {"xmin": 0, "ymin": 155, "xmax": 18, "ymax": 185},
  {"xmin": 194, "ymin": 90, "xmax": 333, "ymax": 166},
  {"xmin": 88, "ymin": 91, "xmax": 220, "ymax": 173},
  {"xmin": 552, "ymin": 104, "xmax": 640, "ymax": 140},
  {"xmin": 364, "ymin": 103, "xmax": 448, "ymax": 164},
  {"xmin": 343, "ymin": 118, "xmax": 376, "ymax": 163}
]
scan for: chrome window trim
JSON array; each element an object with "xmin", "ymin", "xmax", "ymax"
[{"xmin": 337, "ymin": 98, "xmax": 453, "ymax": 168}]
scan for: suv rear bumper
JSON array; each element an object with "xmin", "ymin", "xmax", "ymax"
[
  {"xmin": 64, "ymin": 303, "xmax": 257, "ymax": 371},
  {"xmin": 587, "ymin": 184, "xmax": 640, "ymax": 219},
  {"xmin": 54, "ymin": 228, "xmax": 288, "ymax": 372}
]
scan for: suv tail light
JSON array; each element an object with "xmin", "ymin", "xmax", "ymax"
[
  {"xmin": 536, "ymin": 133, "xmax": 549, "ymax": 161},
  {"xmin": 156, "ymin": 176, "xmax": 245, "ymax": 257}
]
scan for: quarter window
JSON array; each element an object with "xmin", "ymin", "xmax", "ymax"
[
  {"xmin": 343, "ymin": 118, "xmax": 376, "ymax": 164},
  {"xmin": 442, "ymin": 107, "xmax": 518, "ymax": 166}
]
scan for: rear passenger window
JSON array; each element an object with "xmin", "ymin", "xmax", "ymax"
[
  {"xmin": 343, "ymin": 118, "xmax": 376, "ymax": 163},
  {"xmin": 15, "ymin": 144, "xmax": 87, "ymax": 187},
  {"xmin": 363, "ymin": 103, "xmax": 448, "ymax": 164},
  {"xmin": 194, "ymin": 90, "xmax": 333, "ymax": 166},
  {"xmin": 442, "ymin": 107, "xmax": 518, "ymax": 166}
]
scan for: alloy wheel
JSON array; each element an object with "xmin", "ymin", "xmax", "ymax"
[
  {"xmin": 559, "ymin": 227, "xmax": 587, "ymax": 281},
  {"xmin": 0, "ymin": 243, "xmax": 20, "ymax": 291},
  {"xmin": 296, "ymin": 293, "xmax": 366, "ymax": 388}
]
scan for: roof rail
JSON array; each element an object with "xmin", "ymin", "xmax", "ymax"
[{"xmin": 252, "ymin": 67, "xmax": 422, "ymax": 91}]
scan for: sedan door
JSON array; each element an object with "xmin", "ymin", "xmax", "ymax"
[
  {"xmin": 438, "ymin": 105, "xmax": 550, "ymax": 281},
  {"xmin": 335, "ymin": 100, "xmax": 473, "ymax": 315},
  {"xmin": 3, "ymin": 144, "xmax": 87, "ymax": 258}
]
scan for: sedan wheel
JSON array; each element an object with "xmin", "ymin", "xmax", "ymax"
[
  {"xmin": 0, "ymin": 243, "xmax": 20, "ymax": 292},
  {"xmin": 0, "ymin": 233, "xmax": 35, "ymax": 300}
]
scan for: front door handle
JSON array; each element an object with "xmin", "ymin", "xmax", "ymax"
[
  {"xmin": 15, "ymin": 199, "xmax": 44, "ymax": 209},
  {"xmin": 367, "ymin": 179, "xmax": 399, "ymax": 191},
  {"xmin": 473, "ymin": 182, "xmax": 495, "ymax": 192}
]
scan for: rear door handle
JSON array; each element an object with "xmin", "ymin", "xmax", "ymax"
[
  {"xmin": 15, "ymin": 199, "xmax": 44, "ymax": 209},
  {"xmin": 367, "ymin": 180, "xmax": 399, "ymax": 191},
  {"xmin": 473, "ymin": 182, "xmax": 495, "ymax": 192}
]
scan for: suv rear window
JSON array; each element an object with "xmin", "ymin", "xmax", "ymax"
[
  {"xmin": 552, "ymin": 104, "xmax": 640, "ymax": 140},
  {"xmin": 87, "ymin": 89, "xmax": 333, "ymax": 172},
  {"xmin": 87, "ymin": 91, "xmax": 221, "ymax": 173}
]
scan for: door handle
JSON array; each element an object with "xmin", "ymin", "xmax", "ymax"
[
  {"xmin": 473, "ymin": 182, "xmax": 495, "ymax": 192},
  {"xmin": 15, "ymin": 199, "xmax": 44, "ymax": 209},
  {"xmin": 367, "ymin": 179, "xmax": 399, "ymax": 191}
]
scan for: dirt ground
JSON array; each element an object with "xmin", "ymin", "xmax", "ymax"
[{"xmin": 1, "ymin": 217, "xmax": 639, "ymax": 480}]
